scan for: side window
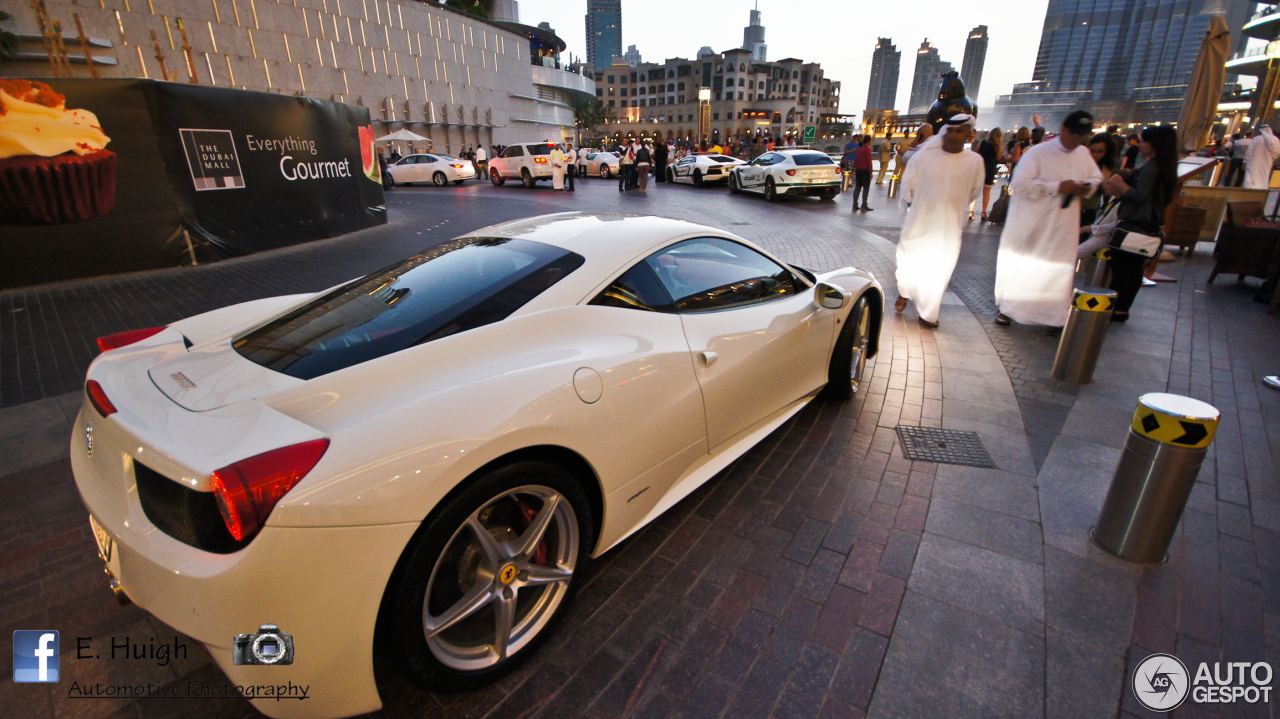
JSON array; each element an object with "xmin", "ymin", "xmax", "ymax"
[
  {"xmin": 421, "ymin": 156, "xmax": 438, "ymax": 163},
  {"xmin": 503, "ymin": 146, "xmax": 524, "ymax": 158},
  {"xmin": 643, "ymin": 238, "xmax": 799, "ymax": 312},
  {"xmin": 589, "ymin": 263, "xmax": 674, "ymax": 313}
]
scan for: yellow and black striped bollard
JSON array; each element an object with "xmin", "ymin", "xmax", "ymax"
[{"xmin": 1051, "ymin": 287, "xmax": 1117, "ymax": 384}]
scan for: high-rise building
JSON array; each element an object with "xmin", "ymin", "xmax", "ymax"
[
  {"xmin": 866, "ymin": 38, "xmax": 901, "ymax": 111},
  {"xmin": 742, "ymin": 4, "xmax": 767, "ymax": 62},
  {"xmin": 624, "ymin": 45, "xmax": 642, "ymax": 66},
  {"xmin": 993, "ymin": 0, "xmax": 1251, "ymax": 127},
  {"xmin": 960, "ymin": 26, "xmax": 988, "ymax": 102},
  {"xmin": 908, "ymin": 40, "xmax": 953, "ymax": 114},
  {"xmin": 585, "ymin": 0, "xmax": 623, "ymax": 71}
]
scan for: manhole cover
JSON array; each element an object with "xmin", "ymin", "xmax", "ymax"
[{"xmin": 895, "ymin": 426, "xmax": 995, "ymax": 468}]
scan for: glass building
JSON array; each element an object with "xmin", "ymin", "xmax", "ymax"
[
  {"xmin": 585, "ymin": 0, "xmax": 623, "ymax": 71},
  {"xmin": 960, "ymin": 26, "xmax": 989, "ymax": 102},
  {"xmin": 993, "ymin": 0, "xmax": 1251, "ymax": 128},
  {"xmin": 909, "ymin": 40, "xmax": 953, "ymax": 114},
  {"xmin": 867, "ymin": 38, "xmax": 901, "ymax": 111}
]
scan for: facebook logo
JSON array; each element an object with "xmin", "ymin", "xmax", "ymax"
[{"xmin": 13, "ymin": 630, "xmax": 59, "ymax": 682}]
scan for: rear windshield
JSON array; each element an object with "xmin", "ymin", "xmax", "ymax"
[
  {"xmin": 791, "ymin": 153, "xmax": 835, "ymax": 166},
  {"xmin": 527, "ymin": 144, "xmax": 555, "ymax": 156},
  {"xmin": 233, "ymin": 238, "xmax": 583, "ymax": 380},
  {"xmin": 709, "ymin": 156, "xmax": 737, "ymax": 163}
]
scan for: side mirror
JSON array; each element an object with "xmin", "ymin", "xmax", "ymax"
[{"xmin": 814, "ymin": 283, "xmax": 847, "ymax": 310}]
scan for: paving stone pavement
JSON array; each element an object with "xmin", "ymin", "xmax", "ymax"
[{"xmin": 1, "ymin": 178, "xmax": 1278, "ymax": 719}]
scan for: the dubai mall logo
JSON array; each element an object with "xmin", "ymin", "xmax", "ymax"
[{"xmin": 179, "ymin": 128, "xmax": 245, "ymax": 191}]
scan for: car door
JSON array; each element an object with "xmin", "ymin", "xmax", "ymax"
[
  {"xmin": 499, "ymin": 145, "xmax": 524, "ymax": 177},
  {"xmin": 742, "ymin": 154, "xmax": 774, "ymax": 190},
  {"xmin": 675, "ymin": 157, "xmax": 695, "ymax": 182},
  {"xmin": 416, "ymin": 155, "xmax": 438, "ymax": 182},
  {"xmin": 645, "ymin": 237, "xmax": 837, "ymax": 450}
]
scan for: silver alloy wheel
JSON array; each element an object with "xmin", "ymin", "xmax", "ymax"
[
  {"xmin": 422, "ymin": 485, "xmax": 578, "ymax": 671},
  {"xmin": 600, "ymin": 165, "xmax": 610, "ymax": 178},
  {"xmin": 849, "ymin": 301, "xmax": 871, "ymax": 394}
]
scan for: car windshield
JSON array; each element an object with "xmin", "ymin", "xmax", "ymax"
[
  {"xmin": 233, "ymin": 238, "xmax": 584, "ymax": 380},
  {"xmin": 527, "ymin": 144, "xmax": 554, "ymax": 156},
  {"xmin": 790, "ymin": 153, "xmax": 834, "ymax": 166}
]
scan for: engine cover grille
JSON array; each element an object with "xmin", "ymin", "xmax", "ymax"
[{"xmin": 134, "ymin": 462, "xmax": 249, "ymax": 554}]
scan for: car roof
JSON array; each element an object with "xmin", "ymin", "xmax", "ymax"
[{"xmin": 472, "ymin": 213, "xmax": 729, "ymax": 263}]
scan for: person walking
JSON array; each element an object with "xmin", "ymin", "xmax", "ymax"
[
  {"xmin": 565, "ymin": 143, "xmax": 577, "ymax": 191},
  {"xmin": 974, "ymin": 127, "xmax": 1002, "ymax": 221},
  {"xmin": 853, "ymin": 134, "xmax": 874, "ymax": 212},
  {"xmin": 475, "ymin": 144, "xmax": 488, "ymax": 176},
  {"xmin": 636, "ymin": 142, "xmax": 653, "ymax": 192},
  {"xmin": 994, "ymin": 110, "xmax": 1103, "ymax": 332},
  {"xmin": 1098, "ymin": 125, "xmax": 1178, "ymax": 322},
  {"xmin": 619, "ymin": 139, "xmax": 635, "ymax": 191},
  {"xmin": 654, "ymin": 138, "xmax": 669, "ymax": 182},
  {"xmin": 876, "ymin": 133, "xmax": 893, "ymax": 184},
  {"xmin": 1224, "ymin": 131, "xmax": 1249, "ymax": 186},
  {"xmin": 895, "ymin": 114, "xmax": 986, "ymax": 328},
  {"xmin": 1245, "ymin": 126, "xmax": 1280, "ymax": 189}
]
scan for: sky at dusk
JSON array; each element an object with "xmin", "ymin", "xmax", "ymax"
[{"xmin": 517, "ymin": 0, "xmax": 1053, "ymax": 118}]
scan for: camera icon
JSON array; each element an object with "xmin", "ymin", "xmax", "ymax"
[{"xmin": 232, "ymin": 624, "xmax": 294, "ymax": 665}]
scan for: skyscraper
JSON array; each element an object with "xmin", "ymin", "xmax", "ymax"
[
  {"xmin": 994, "ymin": 0, "xmax": 1251, "ymax": 126},
  {"xmin": 960, "ymin": 26, "xmax": 988, "ymax": 102},
  {"xmin": 624, "ymin": 44, "xmax": 642, "ymax": 66},
  {"xmin": 585, "ymin": 0, "xmax": 622, "ymax": 71},
  {"xmin": 908, "ymin": 40, "xmax": 952, "ymax": 114},
  {"xmin": 742, "ymin": 4, "xmax": 767, "ymax": 62},
  {"xmin": 866, "ymin": 38, "xmax": 901, "ymax": 111}
]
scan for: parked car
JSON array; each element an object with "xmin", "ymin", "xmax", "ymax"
[
  {"xmin": 667, "ymin": 153, "xmax": 746, "ymax": 186},
  {"xmin": 386, "ymin": 154, "xmax": 476, "ymax": 187},
  {"xmin": 489, "ymin": 142, "xmax": 558, "ymax": 188},
  {"xmin": 73, "ymin": 212, "xmax": 883, "ymax": 719},
  {"xmin": 729, "ymin": 149, "xmax": 843, "ymax": 201},
  {"xmin": 579, "ymin": 151, "xmax": 621, "ymax": 178}
]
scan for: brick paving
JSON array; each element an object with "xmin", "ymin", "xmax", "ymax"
[{"xmin": 1, "ymin": 178, "xmax": 1279, "ymax": 719}]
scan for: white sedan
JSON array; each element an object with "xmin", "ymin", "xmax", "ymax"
[
  {"xmin": 387, "ymin": 153, "xmax": 476, "ymax": 187},
  {"xmin": 729, "ymin": 148, "xmax": 843, "ymax": 201},
  {"xmin": 579, "ymin": 150, "xmax": 621, "ymax": 178},
  {"xmin": 667, "ymin": 153, "xmax": 746, "ymax": 186},
  {"xmin": 72, "ymin": 213, "xmax": 883, "ymax": 719}
]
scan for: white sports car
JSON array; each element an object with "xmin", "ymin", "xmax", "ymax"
[
  {"xmin": 579, "ymin": 151, "xmax": 621, "ymax": 178},
  {"xmin": 72, "ymin": 213, "xmax": 882, "ymax": 719},
  {"xmin": 667, "ymin": 153, "xmax": 746, "ymax": 186},
  {"xmin": 386, "ymin": 154, "xmax": 476, "ymax": 187},
  {"xmin": 729, "ymin": 148, "xmax": 843, "ymax": 201}
]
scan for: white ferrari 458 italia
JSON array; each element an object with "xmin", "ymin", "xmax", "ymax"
[{"xmin": 72, "ymin": 212, "xmax": 883, "ymax": 719}]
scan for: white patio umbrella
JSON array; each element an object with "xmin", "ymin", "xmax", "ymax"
[{"xmin": 375, "ymin": 129, "xmax": 431, "ymax": 143}]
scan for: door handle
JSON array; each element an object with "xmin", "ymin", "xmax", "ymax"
[{"xmin": 700, "ymin": 351, "xmax": 718, "ymax": 367}]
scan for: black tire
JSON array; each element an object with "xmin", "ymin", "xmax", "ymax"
[
  {"xmin": 693, "ymin": 170, "xmax": 703, "ymax": 187},
  {"xmin": 765, "ymin": 178, "xmax": 778, "ymax": 202},
  {"xmin": 600, "ymin": 165, "xmax": 611, "ymax": 179},
  {"xmin": 433, "ymin": 172, "xmax": 448, "ymax": 187},
  {"xmin": 822, "ymin": 295, "xmax": 872, "ymax": 400},
  {"xmin": 454, "ymin": 179, "xmax": 465, "ymax": 185},
  {"xmin": 521, "ymin": 168, "xmax": 536, "ymax": 189},
  {"xmin": 666, "ymin": 167, "xmax": 675, "ymax": 183},
  {"xmin": 490, "ymin": 168, "xmax": 505, "ymax": 186},
  {"xmin": 390, "ymin": 461, "xmax": 594, "ymax": 690},
  {"xmin": 819, "ymin": 190, "xmax": 837, "ymax": 201},
  {"xmin": 729, "ymin": 172, "xmax": 741, "ymax": 194}
]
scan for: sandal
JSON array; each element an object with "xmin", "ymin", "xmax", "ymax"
[
  {"xmin": 994, "ymin": 312, "xmax": 1011, "ymax": 326},
  {"xmin": 981, "ymin": 212, "xmax": 989, "ymax": 223},
  {"xmin": 895, "ymin": 296, "xmax": 909, "ymax": 312}
]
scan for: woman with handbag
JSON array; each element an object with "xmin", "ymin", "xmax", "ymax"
[{"xmin": 1101, "ymin": 125, "xmax": 1178, "ymax": 322}]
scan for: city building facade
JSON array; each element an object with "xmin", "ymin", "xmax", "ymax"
[
  {"xmin": 960, "ymin": 25, "xmax": 988, "ymax": 102},
  {"xmin": 3, "ymin": 0, "xmax": 595, "ymax": 153},
  {"xmin": 908, "ymin": 39, "xmax": 952, "ymax": 114},
  {"xmin": 624, "ymin": 44, "xmax": 642, "ymax": 67},
  {"xmin": 992, "ymin": 0, "xmax": 1252, "ymax": 129},
  {"xmin": 585, "ymin": 0, "xmax": 622, "ymax": 71},
  {"xmin": 592, "ymin": 50, "xmax": 840, "ymax": 147},
  {"xmin": 866, "ymin": 38, "xmax": 901, "ymax": 111},
  {"xmin": 1224, "ymin": 2, "xmax": 1280, "ymax": 126}
]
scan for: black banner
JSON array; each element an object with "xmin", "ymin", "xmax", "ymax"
[{"xmin": 0, "ymin": 79, "xmax": 386, "ymax": 289}]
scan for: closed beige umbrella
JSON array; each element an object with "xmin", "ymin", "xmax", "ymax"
[{"xmin": 1177, "ymin": 15, "xmax": 1230, "ymax": 154}]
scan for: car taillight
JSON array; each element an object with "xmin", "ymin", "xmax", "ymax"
[
  {"xmin": 535, "ymin": 157, "xmax": 547, "ymax": 164},
  {"xmin": 97, "ymin": 327, "xmax": 166, "ymax": 352},
  {"xmin": 786, "ymin": 169, "xmax": 797, "ymax": 176},
  {"xmin": 86, "ymin": 380, "xmax": 117, "ymax": 417},
  {"xmin": 210, "ymin": 440, "xmax": 329, "ymax": 541},
  {"xmin": 451, "ymin": 163, "xmax": 464, "ymax": 168}
]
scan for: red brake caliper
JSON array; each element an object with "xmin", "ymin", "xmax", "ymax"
[{"xmin": 517, "ymin": 501, "xmax": 549, "ymax": 566}]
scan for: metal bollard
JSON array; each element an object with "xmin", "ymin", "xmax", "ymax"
[
  {"xmin": 842, "ymin": 170, "xmax": 851, "ymax": 192},
  {"xmin": 1051, "ymin": 287, "xmax": 1117, "ymax": 384},
  {"xmin": 887, "ymin": 175, "xmax": 899, "ymax": 199},
  {"xmin": 1091, "ymin": 393, "xmax": 1220, "ymax": 563},
  {"xmin": 1082, "ymin": 247, "xmax": 1112, "ymax": 287}
]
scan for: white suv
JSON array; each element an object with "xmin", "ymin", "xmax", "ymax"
[{"xmin": 489, "ymin": 142, "xmax": 559, "ymax": 188}]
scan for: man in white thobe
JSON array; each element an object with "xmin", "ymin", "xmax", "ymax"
[
  {"xmin": 995, "ymin": 110, "xmax": 1103, "ymax": 330},
  {"xmin": 1245, "ymin": 126, "xmax": 1280, "ymax": 189},
  {"xmin": 895, "ymin": 114, "xmax": 986, "ymax": 328},
  {"xmin": 551, "ymin": 143, "xmax": 566, "ymax": 190}
]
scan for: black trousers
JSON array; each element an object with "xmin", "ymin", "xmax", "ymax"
[
  {"xmin": 566, "ymin": 165, "xmax": 575, "ymax": 191},
  {"xmin": 1224, "ymin": 158, "xmax": 1245, "ymax": 187},
  {"xmin": 1109, "ymin": 250, "xmax": 1148, "ymax": 312},
  {"xmin": 854, "ymin": 169, "xmax": 872, "ymax": 208},
  {"xmin": 619, "ymin": 164, "xmax": 632, "ymax": 190},
  {"xmin": 655, "ymin": 159, "xmax": 666, "ymax": 181}
]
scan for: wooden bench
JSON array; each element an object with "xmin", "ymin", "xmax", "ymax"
[{"xmin": 1209, "ymin": 202, "xmax": 1280, "ymax": 284}]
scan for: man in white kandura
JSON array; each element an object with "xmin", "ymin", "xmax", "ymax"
[
  {"xmin": 1245, "ymin": 126, "xmax": 1280, "ymax": 190},
  {"xmin": 551, "ymin": 143, "xmax": 567, "ymax": 190},
  {"xmin": 995, "ymin": 110, "xmax": 1103, "ymax": 332},
  {"xmin": 895, "ymin": 114, "xmax": 986, "ymax": 328}
]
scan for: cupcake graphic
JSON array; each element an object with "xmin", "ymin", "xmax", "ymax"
[{"xmin": 0, "ymin": 79, "xmax": 116, "ymax": 224}]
